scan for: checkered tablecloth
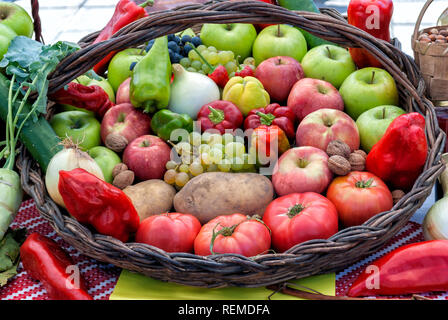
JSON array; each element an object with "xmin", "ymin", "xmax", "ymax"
[{"xmin": 1, "ymin": 199, "xmax": 447, "ymax": 300}]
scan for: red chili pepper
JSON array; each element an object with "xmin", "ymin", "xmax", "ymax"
[
  {"xmin": 92, "ymin": 0, "xmax": 151, "ymax": 74},
  {"xmin": 20, "ymin": 233, "xmax": 93, "ymax": 300},
  {"xmin": 348, "ymin": 240, "xmax": 448, "ymax": 297},
  {"xmin": 250, "ymin": 124, "xmax": 290, "ymax": 158},
  {"xmin": 347, "ymin": 0, "xmax": 394, "ymax": 68},
  {"xmin": 49, "ymin": 82, "xmax": 114, "ymax": 117},
  {"xmin": 58, "ymin": 168, "xmax": 140, "ymax": 242},
  {"xmin": 366, "ymin": 112, "xmax": 428, "ymax": 190},
  {"xmin": 235, "ymin": 65, "xmax": 255, "ymax": 78},
  {"xmin": 244, "ymin": 103, "xmax": 296, "ymax": 139},
  {"xmin": 208, "ymin": 65, "xmax": 229, "ymax": 88},
  {"xmin": 197, "ymin": 100, "xmax": 243, "ymax": 134}
]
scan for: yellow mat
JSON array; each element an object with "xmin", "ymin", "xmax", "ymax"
[{"xmin": 109, "ymin": 270, "xmax": 335, "ymax": 300}]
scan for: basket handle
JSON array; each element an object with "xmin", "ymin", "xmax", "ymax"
[
  {"xmin": 412, "ymin": 0, "xmax": 435, "ymax": 42},
  {"xmin": 30, "ymin": 0, "xmax": 43, "ymax": 43}
]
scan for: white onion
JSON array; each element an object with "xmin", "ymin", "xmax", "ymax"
[
  {"xmin": 168, "ymin": 64, "xmax": 220, "ymax": 119},
  {"xmin": 45, "ymin": 141, "xmax": 104, "ymax": 208}
]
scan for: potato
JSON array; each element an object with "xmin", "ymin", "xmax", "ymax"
[
  {"xmin": 123, "ymin": 180, "xmax": 176, "ymax": 222},
  {"xmin": 174, "ymin": 172, "xmax": 274, "ymax": 223}
]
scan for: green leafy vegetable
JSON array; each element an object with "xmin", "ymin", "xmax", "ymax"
[{"xmin": 0, "ymin": 229, "xmax": 26, "ymax": 287}]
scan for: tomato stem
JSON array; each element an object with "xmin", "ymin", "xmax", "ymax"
[
  {"xmin": 288, "ymin": 204, "xmax": 305, "ymax": 218},
  {"xmin": 355, "ymin": 178, "xmax": 374, "ymax": 188}
]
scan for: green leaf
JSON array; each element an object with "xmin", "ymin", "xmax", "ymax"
[
  {"xmin": 0, "ymin": 229, "xmax": 27, "ymax": 287},
  {"xmin": 0, "ymin": 260, "xmax": 19, "ymax": 287}
]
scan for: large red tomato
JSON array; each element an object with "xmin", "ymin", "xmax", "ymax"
[
  {"xmin": 135, "ymin": 213, "xmax": 201, "ymax": 253},
  {"xmin": 263, "ymin": 192, "xmax": 339, "ymax": 252},
  {"xmin": 194, "ymin": 213, "xmax": 271, "ymax": 257},
  {"xmin": 326, "ymin": 171, "xmax": 393, "ymax": 227}
]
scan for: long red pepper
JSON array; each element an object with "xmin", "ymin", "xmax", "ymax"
[
  {"xmin": 49, "ymin": 82, "xmax": 115, "ymax": 117},
  {"xmin": 92, "ymin": 0, "xmax": 152, "ymax": 74},
  {"xmin": 20, "ymin": 233, "xmax": 93, "ymax": 300},
  {"xmin": 348, "ymin": 240, "xmax": 448, "ymax": 297}
]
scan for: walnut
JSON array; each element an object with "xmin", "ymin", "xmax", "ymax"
[
  {"xmin": 392, "ymin": 189, "xmax": 405, "ymax": 204},
  {"xmin": 353, "ymin": 149, "xmax": 367, "ymax": 160},
  {"xmin": 105, "ymin": 134, "xmax": 128, "ymax": 153},
  {"xmin": 112, "ymin": 163, "xmax": 128, "ymax": 178},
  {"xmin": 326, "ymin": 140, "xmax": 351, "ymax": 159},
  {"xmin": 349, "ymin": 152, "xmax": 366, "ymax": 171},
  {"xmin": 113, "ymin": 170, "xmax": 135, "ymax": 190},
  {"xmin": 328, "ymin": 155, "xmax": 351, "ymax": 176}
]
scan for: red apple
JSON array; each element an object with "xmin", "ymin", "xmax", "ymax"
[
  {"xmin": 296, "ymin": 108, "xmax": 360, "ymax": 152},
  {"xmin": 101, "ymin": 103, "xmax": 151, "ymax": 144},
  {"xmin": 287, "ymin": 78, "xmax": 344, "ymax": 121},
  {"xmin": 255, "ymin": 56, "xmax": 304, "ymax": 102},
  {"xmin": 123, "ymin": 135, "xmax": 171, "ymax": 180},
  {"xmin": 272, "ymin": 146, "xmax": 333, "ymax": 196},
  {"xmin": 116, "ymin": 77, "xmax": 131, "ymax": 105}
]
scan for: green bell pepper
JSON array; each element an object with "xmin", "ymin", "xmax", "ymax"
[
  {"xmin": 151, "ymin": 109, "xmax": 193, "ymax": 142},
  {"xmin": 130, "ymin": 36, "xmax": 171, "ymax": 113}
]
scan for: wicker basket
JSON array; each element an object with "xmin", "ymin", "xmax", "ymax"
[
  {"xmin": 412, "ymin": 0, "xmax": 448, "ymax": 103},
  {"xmin": 17, "ymin": 0, "xmax": 446, "ymax": 288}
]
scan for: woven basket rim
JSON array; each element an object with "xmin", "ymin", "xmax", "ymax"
[{"xmin": 19, "ymin": 0, "xmax": 446, "ymax": 288}]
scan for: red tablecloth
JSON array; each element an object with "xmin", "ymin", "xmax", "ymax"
[{"xmin": 1, "ymin": 200, "xmax": 447, "ymax": 300}]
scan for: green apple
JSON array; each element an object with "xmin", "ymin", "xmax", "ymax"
[
  {"xmin": 252, "ymin": 24, "xmax": 307, "ymax": 65},
  {"xmin": 60, "ymin": 104, "xmax": 94, "ymax": 116},
  {"xmin": 107, "ymin": 48, "xmax": 145, "ymax": 93},
  {"xmin": 88, "ymin": 146, "xmax": 121, "ymax": 183},
  {"xmin": 356, "ymin": 105, "xmax": 406, "ymax": 152},
  {"xmin": 77, "ymin": 74, "xmax": 115, "ymax": 103},
  {"xmin": 50, "ymin": 111, "xmax": 101, "ymax": 150},
  {"xmin": 0, "ymin": 2, "xmax": 33, "ymax": 37},
  {"xmin": 339, "ymin": 67, "xmax": 399, "ymax": 120},
  {"xmin": 301, "ymin": 44, "xmax": 356, "ymax": 89},
  {"xmin": 200, "ymin": 23, "xmax": 257, "ymax": 62},
  {"xmin": 0, "ymin": 24, "xmax": 17, "ymax": 60}
]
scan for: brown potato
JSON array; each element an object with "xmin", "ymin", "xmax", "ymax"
[
  {"xmin": 174, "ymin": 172, "xmax": 274, "ymax": 224},
  {"xmin": 123, "ymin": 180, "xmax": 176, "ymax": 222}
]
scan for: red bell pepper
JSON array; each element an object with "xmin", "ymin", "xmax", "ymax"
[
  {"xmin": 348, "ymin": 240, "xmax": 448, "ymax": 297},
  {"xmin": 58, "ymin": 168, "xmax": 140, "ymax": 242},
  {"xmin": 20, "ymin": 233, "xmax": 93, "ymax": 300},
  {"xmin": 208, "ymin": 65, "xmax": 229, "ymax": 88},
  {"xmin": 244, "ymin": 103, "xmax": 296, "ymax": 139},
  {"xmin": 250, "ymin": 124, "xmax": 290, "ymax": 159},
  {"xmin": 347, "ymin": 0, "xmax": 394, "ymax": 68},
  {"xmin": 366, "ymin": 112, "xmax": 428, "ymax": 190},
  {"xmin": 49, "ymin": 82, "xmax": 114, "ymax": 117},
  {"xmin": 92, "ymin": 0, "xmax": 152, "ymax": 74},
  {"xmin": 197, "ymin": 100, "xmax": 244, "ymax": 134}
]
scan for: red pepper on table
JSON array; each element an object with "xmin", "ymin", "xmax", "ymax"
[
  {"xmin": 58, "ymin": 168, "xmax": 140, "ymax": 242},
  {"xmin": 20, "ymin": 233, "xmax": 93, "ymax": 300},
  {"xmin": 244, "ymin": 103, "xmax": 296, "ymax": 139},
  {"xmin": 366, "ymin": 112, "xmax": 428, "ymax": 190},
  {"xmin": 250, "ymin": 124, "xmax": 290, "ymax": 159},
  {"xmin": 92, "ymin": 0, "xmax": 152, "ymax": 74},
  {"xmin": 197, "ymin": 100, "xmax": 243, "ymax": 134},
  {"xmin": 347, "ymin": 0, "xmax": 394, "ymax": 68},
  {"xmin": 208, "ymin": 65, "xmax": 229, "ymax": 88},
  {"xmin": 49, "ymin": 82, "xmax": 114, "ymax": 117},
  {"xmin": 348, "ymin": 240, "xmax": 448, "ymax": 297}
]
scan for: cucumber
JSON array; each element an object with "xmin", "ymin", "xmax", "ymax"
[
  {"xmin": 0, "ymin": 73, "xmax": 62, "ymax": 172},
  {"xmin": 277, "ymin": 0, "xmax": 335, "ymax": 48}
]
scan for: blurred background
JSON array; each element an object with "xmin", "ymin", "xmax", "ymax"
[{"xmin": 8, "ymin": 0, "xmax": 448, "ymax": 56}]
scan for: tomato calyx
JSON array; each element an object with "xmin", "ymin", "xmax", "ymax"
[
  {"xmin": 287, "ymin": 204, "xmax": 305, "ymax": 218},
  {"xmin": 355, "ymin": 178, "xmax": 374, "ymax": 189}
]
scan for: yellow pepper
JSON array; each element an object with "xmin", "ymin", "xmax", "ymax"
[{"xmin": 222, "ymin": 76, "xmax": 270, "ymax": 116}]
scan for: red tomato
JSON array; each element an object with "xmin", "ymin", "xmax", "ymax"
[
  {"xmin": 194, "ymin": 213, "xmax": 271, "ymax": 257},
  {"xmin": 263, "ymin": 192, "xmax": 339, "ymax": 252},
  {"xmin": 135, "ymin": 213, "xmax": 201, "ymax": 253},
  {"xmin": 326, "ymin": 171, "xmax": 393, "ymax": 227}
]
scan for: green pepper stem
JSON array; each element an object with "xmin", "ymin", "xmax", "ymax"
[
  {"xmin": 208, "ymin": 106, "xmax": 225, "ymax": 125},
  {"xmin": 139, "ymin": 0, "xmax": 154, "ymax": 8},
  {"xmin": 257, "ymin": 112, "xmax": 276, "ymax": 126}
]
